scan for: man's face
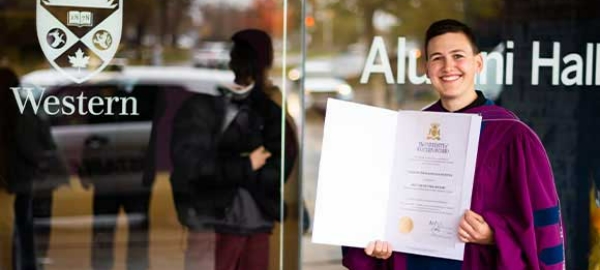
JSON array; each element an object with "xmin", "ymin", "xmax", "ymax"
[{"xmin": 426, "ymin": 32, "xmax": 482, "ymax": 101}]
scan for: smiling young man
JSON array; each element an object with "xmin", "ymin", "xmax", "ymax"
[{"xmin": 342, "ymin": 19, "xmax": 566, "ymax": 270}]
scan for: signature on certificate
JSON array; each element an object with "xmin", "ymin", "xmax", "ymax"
[{"xmin": 429, "ymin": 220, "xmax": 453, "ymax": 239}]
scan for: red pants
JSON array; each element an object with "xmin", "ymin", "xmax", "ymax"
[
  {"xmin": 215, "ymin": 233, "xmax": 270, "ymax": 270},
  {"xmin": 185, "ymin": 232, "xmax": 270, "ymax": 270}
]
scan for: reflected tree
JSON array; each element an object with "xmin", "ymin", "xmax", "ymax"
[{"xmin": 321, "ymin": 0, "xmax": 502, "ymax": 49}]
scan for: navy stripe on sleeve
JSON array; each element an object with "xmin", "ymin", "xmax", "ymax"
[
  {"xmin": 539, "ymin": 244, "xmax": 564, "ymax": 265},
  {"xmin": 533, "ymin": 205, "xmax": 560, "ymax": 227}
]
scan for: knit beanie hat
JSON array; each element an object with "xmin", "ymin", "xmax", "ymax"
[{"xmin": 231, "ymin": 29, "xmax": 274, "ymax": 70}]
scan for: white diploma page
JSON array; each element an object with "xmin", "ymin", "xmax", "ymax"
[
  {"xmin": 312, "ymin": 99, "xmax": 482, "ymax": 261},
  {"xmin": 312, "ymin": 99, "xmax": 398, "ymax": 248},
  {"xmin": 385, "ymin": 111, "xmax": 482, "ymax": 260}
]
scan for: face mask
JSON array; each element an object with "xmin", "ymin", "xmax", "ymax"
[{"xmin": 218, "ymin": 82, "xmax": 255, "ymax": 100}]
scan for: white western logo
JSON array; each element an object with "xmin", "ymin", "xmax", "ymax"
[{"xmin": 37, "ymin": 0, "xmax": 122, "ymax": 84}]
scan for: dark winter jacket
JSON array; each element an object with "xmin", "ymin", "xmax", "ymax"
[{"xmin": 170, "ymin": 85, "xmax": 296, "ymax": 231}]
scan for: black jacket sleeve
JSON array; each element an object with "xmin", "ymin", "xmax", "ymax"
[{"xmin": 245, "ymin": 98, "xmax": 298, "ymax": 220}]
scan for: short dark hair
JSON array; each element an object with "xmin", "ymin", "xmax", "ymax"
[
  {"xmin": 424, "ymin": 19, "xmax": 479, "ymax": 59},
  {"xmin": 231, "ymin": 29, "xmax": 273, "ymax": 69}
]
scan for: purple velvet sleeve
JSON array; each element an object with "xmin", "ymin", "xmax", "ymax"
[
  {"xmin": 342, "ymin": 247, "xmax": 381, "ymax": 270},
  {"xmin": 484, "ymin": 123, "xmax": 565, "ymax": 270},
  {"xmin": 342, "ymin": 247, "xmax": 408, "ymax": 270}
]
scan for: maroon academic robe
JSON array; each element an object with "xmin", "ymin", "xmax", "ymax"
[{"xmin": 342, "ymin": 100, "xmax": 565, "ymax": 270}]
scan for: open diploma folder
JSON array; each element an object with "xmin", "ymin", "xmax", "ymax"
[{"xmin": 312, "ymin": 99, "xmax": 482, "ymax": 261}]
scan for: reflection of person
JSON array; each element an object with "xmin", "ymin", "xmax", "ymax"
[
  {"xmin": 31, "ymin": 101, "xmax": 70, "ymax": 268},
  {"xmin": 3, "ymin": 67, "xmax": 40, "ymax": 270},
  {"xmin": 0, "ymin": 67, "xmax": 19, "ymax": 270},
  {"xmin": 170, "ymin": 29, "xmax": 294, "ymax": 270},
  {"xmin": 343, "ymin": 19, "xmax": 565, "ymax": 269},
  {"xmin": 1, "ymin": 67, "xmax": 58, "ymax": 270},
  {"xmin": 78, "ymin": 87, "xmax": 158, "ymax": 270}
]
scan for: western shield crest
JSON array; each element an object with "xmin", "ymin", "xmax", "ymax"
[{"xmin": 37, "ymin": 0, "xmax": 122, "ymax": 84}]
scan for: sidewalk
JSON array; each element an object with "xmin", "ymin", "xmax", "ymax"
[{"xmin": 302, "ymin": 235, "xmax": 345, "ymax": 270}]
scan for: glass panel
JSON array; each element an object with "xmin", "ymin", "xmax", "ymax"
[
  {"xmin": 300, "ymin": 0, "xmax": 598, "ymax": 269},
  {"xmin": 0, "ymin": 0, "xmax": 296, "ymax": 269}
]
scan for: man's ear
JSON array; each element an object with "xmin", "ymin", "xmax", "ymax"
[{"xmin": 475, "ymin": 53, "xmax": 483, "ymax": 73}]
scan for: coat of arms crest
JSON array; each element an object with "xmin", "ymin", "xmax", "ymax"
[
  {"xmin": 427, "ymin": 123, "xmax": 441, "ymax": 141},
  {"xmin": 37, "ymin": 0, "xmax": 122, "ymax": 84}
]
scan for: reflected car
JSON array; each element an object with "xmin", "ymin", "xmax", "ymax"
[
  {"xmin": 288, "ymin": 60, "xmax": 354, "ymax": 109},
  {"xmin": 19, "ymin": 66, "xmax": 301, "ymax": 269},
  {"xmin": 192, "ymin": 41, "xmax": 232, "ymax": 69},
  {"xmin": 21, "ymin": 66, "xmax": 234, "ymax": 191}
]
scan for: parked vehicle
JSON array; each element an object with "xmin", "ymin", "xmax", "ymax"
[
  {"xmin": 288, "ymin": 60, "xmax": 353, "ymax": 109},
  {"xmin": 192, "ymin": 41, "xmax": 232, "ymax": 69}
]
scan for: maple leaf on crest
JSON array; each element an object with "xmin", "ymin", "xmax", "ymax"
[{"xmin": 68, "ymin": 48, "xmax": 90, "ymax": 73}]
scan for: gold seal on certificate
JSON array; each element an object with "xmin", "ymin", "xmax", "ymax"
[{"xmin": 399, "ymin": 216, "xmax": 413, "ymax": 234}]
